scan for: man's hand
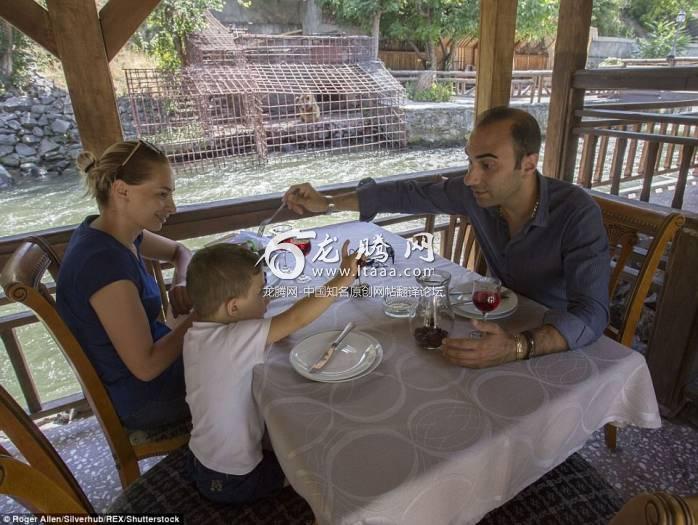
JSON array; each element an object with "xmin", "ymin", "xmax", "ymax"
[
  {"xmin": 168, "ymin": 284, "xmax": 192, "ymax": 317},
  {"xmin": 283, "ymin": 183, "xmax": 328, "ymax": 215},
  {"xmin": 333, "ymin": 240, "xmax": 360, "ymax": 288},
  {"xmin": 441, "ymin": 320, "xmax": 518, "ymax": 368}
]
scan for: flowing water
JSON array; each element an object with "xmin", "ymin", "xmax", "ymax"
[{"xmin": 0, "ymin": 147, "xmax": 467, "ymax": 406}]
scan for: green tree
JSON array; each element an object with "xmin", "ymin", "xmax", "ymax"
[
  {"xmin": 591, "ymin": 0, "xmax": 633, "ymax": 37},
  {"xmin": 637, "ymin": 18, "xmax": 690, "ymax": 57},
  {"xmin": 315, "ymin": 1, "xmax": 402, "ymax": 58},
  {"xmin": 629, "ymin": 0, "xmax": 698, "ymax": 30},
  {"xmin": 140, "ymin": 0, "xmax": 226, "ymax": 70}
]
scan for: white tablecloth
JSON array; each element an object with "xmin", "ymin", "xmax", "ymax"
[{"xmin": 252, "ymin": 222, "xmax": 661, "ymax": 525}]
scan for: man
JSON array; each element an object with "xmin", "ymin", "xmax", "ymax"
[{"xmin": 283, "ymin": 106, "xmax": 610, "ymax": 369}]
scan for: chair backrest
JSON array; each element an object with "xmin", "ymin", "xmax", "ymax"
[
  {"xmin": 143, "ymin": 258, "xmax": 170, "ymax": 322},
  {"xmin": 0, "ymin": 384, "xmax": 93, "ymax": 512},
  {"xmin": 0, "ymin": 455, "xmax": 88, "ymax": 514},
  {"xmin": 441, "ymin": 215, "xmax": 487, "ymax": 274},
  {"xmin": 0, "ymin": 238, "xmax": 140, "ymax": 487},
  {"xmin": 591, "ymin": 193, "xmax": 685, "ymax": 348},
  {"xmin": 610, "ymin": 491, "xmax": 698, "ymax": 525}
]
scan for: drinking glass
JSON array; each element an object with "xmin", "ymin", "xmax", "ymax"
[
  {"xmin": 472, "ymin": 277, "xmax": 502, "ymax": 321},
  {"xmin": 410, "ymin": 270, "xmax": 455, "ymax": 350},
  {"xmin": 289, "ymin": 236, "xmax": 312, "ymax": 283}
]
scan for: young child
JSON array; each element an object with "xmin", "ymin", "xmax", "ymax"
[{"xmin": 183, "ymin": 240, "xmax": 358, "ymax": 505}]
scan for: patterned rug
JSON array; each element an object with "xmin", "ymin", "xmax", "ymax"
[{"xmin": 2, "ymin": 414, "xmax": 697, "ymax": 521}]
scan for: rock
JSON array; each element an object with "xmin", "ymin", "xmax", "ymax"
[
  {"xmin": 3, "ymin": 96, "xmax": 32, "ymax": 112},
  {"xmin": 45, "ymin": 170, "xmax": 59, "ymax": 178},
  {"xmin": 30, "ymin": 166, "xmax": 47, "ymax": 177},
  {"xmin": 0, "ymin": 145, "xmax": 14, "ymax": 156},
  {"xmin": 40, "ymin": 96, "xmax": 55, "ymax": 105},
  {"xmin": 0, "ymin": 165, "xmax": 15, "ymax": 189},
  {"xmin": 22, "ymin": 134, "xmax": 41, "ymax": 145},
  {"xmin": 20, "ymin": 114, "xmax": 38, "ymax": 129},
  {"xmin": 37, "ymin": 115, "xmax": 49, "ymax": 126},
  {"xmin": 39, "ymin": 138, "xmax": 60, "ymax": 156},
  {"xmin": 32, "ymin": 127, "xmax": 44, "ymax": 137},
  {"xmin": 0, "ymin": 134, "xmax": 16, "ymax": 146},
  {"xmin": 1, "ymin": 153, "xmax": 20, "ymax": 167},
  {"xmin": 15, "ymin": 143, "xmax": 36, "ymax": 156},
  {"xmin": 51, "ymin": 119, "xmax": 72, "ymax": 134},
  {"xmin": 20, "ymin": 162, "xmax": 38, "ymax": 171},
  {"xmin": 31, "ymin": 104, "xmax": 46, "ymax": 114},
  {"xmin": 6, "ymin": 120, "xmax": 22, "ymax": 131}
]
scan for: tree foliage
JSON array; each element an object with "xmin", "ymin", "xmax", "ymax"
[
  {"xmin": 139, "ymin": 0, "xmax": 226, "ymax": 70},
  {"xmin": 637, "ymin": 19, "xmax": 691, "ymax": 57},
  {"xmin": 628, "ymin": 0, "xmax": 698, "ymax": 30},
  {"xmin": 591, "ymin": 0, "xmax": 633, "ymax": 37}
]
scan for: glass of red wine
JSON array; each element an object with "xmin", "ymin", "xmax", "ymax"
[
  {"xmin": 472, "ymin": 277, "xmax": 502, "ymax": 321},
  {"xmin": 289, "ymin": 236, "xmax": 312, "ymax": 283}
]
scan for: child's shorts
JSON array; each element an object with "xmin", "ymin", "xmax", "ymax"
[{"xmin": 190, "ymin": 449, "xmax": 285, "ymax": 505}]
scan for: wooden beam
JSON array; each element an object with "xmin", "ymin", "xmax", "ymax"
[
  {"xmin": 46, "ymin": 0, "xmax": 122, "ymax": 157},
  {"xmin": 100, "ymin": 0, "xmax": 161, "ymax": 62},
  {"xmin": 475, "ymin": 0, "xmax": 517, "ymax": 117},
  {"xmin": 574, "ymin": 67, "xmax": 698, "ymax": 91},
  {"xmin": 0, "ymin": 0, "xmax": 58, "ymax": 57},
  {"xmin": 543, "ymin": 0, "xmax": 593, "ymax": 181}
]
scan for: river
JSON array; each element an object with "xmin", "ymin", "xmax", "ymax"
[{"xmin": 0, "ymin": 147, "xmax": 466, "ymax": 406}]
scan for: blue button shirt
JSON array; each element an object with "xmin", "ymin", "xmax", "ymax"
[
  {"xmin": 357, "ymin": 172, "xmax": 610, "ymax": 349},
  {"xmin": 56, "ymin": 216, "xmax": 183, "ymax": 419}
]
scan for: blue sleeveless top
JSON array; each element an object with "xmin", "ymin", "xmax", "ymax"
[{"xmin": 56, "ymin": 216, "xmax": 182, "ymax": 420}]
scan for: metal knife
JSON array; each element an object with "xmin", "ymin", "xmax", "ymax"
[{"xmin": 309, "ymin": 322, "xmax": 355, "ymax": 373}]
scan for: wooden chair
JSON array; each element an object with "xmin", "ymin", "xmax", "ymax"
[
  {"xmin": 0, "ymin": 237, "xmax": 189, "ymax": 489},
  {"xmin": 610, "ymin": 492, "xmax": 698, "ymax": 525},
  {"xmin": 0, "ymin": 383, "xmax": 314, "ymax": 523},
  {"xmin": 440, "ymin": 214, "xmax": 487, "ymax": 274},
  {"xmin": 592, "ymin": 193, "xmax": 685, "ymax": 450},
  {"xmin": 0, "ymin": 455, "xmax": 89, "ymax": 514}
]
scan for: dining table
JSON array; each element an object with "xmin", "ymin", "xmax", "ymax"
[{"xmin": 252, "ymin": 221, "xmax": 661, "ymax": 525}]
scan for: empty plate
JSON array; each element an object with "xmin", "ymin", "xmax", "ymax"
[
  {"xmin": 290, "ymin": 331, "xmax": 382, "ymax": 382},
  {"xmin": 451, "ymin": 283, "xmax": 519, "ymax": 320}
]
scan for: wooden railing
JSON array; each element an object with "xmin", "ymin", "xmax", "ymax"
[
  {"xmin": 0, "ymin": 167, "xmax": 466, "ymax": 419},
  {"xmin": 390, "ymin": 69, "xmax": 552, "ymax": 103},
  {"xmin": 556, "ymin": 66, "xmax": 698, "ymax": 415},
  {"xmin": 572, "ymin": 101, "xmax": 698, "ymax": 210}
]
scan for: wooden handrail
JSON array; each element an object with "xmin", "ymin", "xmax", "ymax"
[
  {"xmin": 572, "ymin": 127, "xmax": 698, "ymax": 146},
  {"xmin": 573, "ymin": 66, "xmax": 698, "ymax": 91},
  {"xmin": 577, "ymin": 109, "xmax": 698, "ymax": 125}
]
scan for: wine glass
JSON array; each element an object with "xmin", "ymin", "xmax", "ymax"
[
  {"xmin": 268, "ymin": 223, "xmax": 293, "ymax": 274},
  {"xmin": 289, "ymin": 236, "xmax": 312, "ymax": 283},
  {"xmin": 471, "ymin": 277, "xmax": 502, "ymax": 322}
]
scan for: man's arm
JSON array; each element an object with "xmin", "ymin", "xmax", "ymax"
[{"xmin": 284, "ymin": 176, "xmax": 470, "ymax": 220}]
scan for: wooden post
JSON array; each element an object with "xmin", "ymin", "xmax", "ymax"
[
  {"xmin": 475, "ymin": 0, "xmax": 517, "ymax": 117},
  {"xmin": 45, "ymin": 0, "xmax": 122, "ymax": 156},
  {"xmin": 543, "ymin": 0, "xmax": 593, "ymax": 181}
]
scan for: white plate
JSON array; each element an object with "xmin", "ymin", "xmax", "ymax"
[
  {"xmin": 318, "ymin": 344, "xmax": 383, "ymax": 383},
  {"xmin": 451, "ymin": 283, "xmax": 518, "ymax": 320},
  {"xmin": 290, "ymin": 331, "xmax": 382, "ymax": 382}
]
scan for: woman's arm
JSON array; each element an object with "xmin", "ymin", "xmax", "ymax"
[
  {"xmin": 90, "ymin": 280, "xmax": 194, "ymax": 381},
  {"xmin": 140, "ymin": 230, "xmax": 193, "ymax": 315}
]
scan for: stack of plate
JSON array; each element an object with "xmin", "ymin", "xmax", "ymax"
[{"xmin": 290, "ymin": 331, "xmax": 383, "ymax": 382}]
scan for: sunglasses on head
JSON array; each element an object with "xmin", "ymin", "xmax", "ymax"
[{"xmin": 119, "ymin": 139, "xmax": 165, "ymax": 173}]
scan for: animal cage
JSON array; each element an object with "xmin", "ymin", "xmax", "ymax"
[{"xmin": 124, "ymin": 15, "xmax": 406, "ymax": 166}]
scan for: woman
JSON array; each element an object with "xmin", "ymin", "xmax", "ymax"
[{"xmin": 57, "ymin": 140, "xmax": 194, "ymax": 430}]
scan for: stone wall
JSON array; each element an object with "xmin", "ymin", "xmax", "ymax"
[
  {"xmin": 405, "ymin": 101, "xmax": 549, "ymax": 146},
  {"xmin": 0, "ymin": 73, "xmax": 135, "ymax": 189}
]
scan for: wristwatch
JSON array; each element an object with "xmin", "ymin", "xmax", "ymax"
[{"xmin": 325, "ymin": 196, "xmax": 336, "ymax": 215}]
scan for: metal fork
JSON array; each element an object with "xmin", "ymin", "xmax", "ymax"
[{"xmin": 257, "ymin": 201, "xmax": 287, "ymax": 237}]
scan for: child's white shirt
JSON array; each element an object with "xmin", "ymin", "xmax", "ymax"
[{"xmin": 184, "ymin": 318, "xmax": 271, "ymax": 475}]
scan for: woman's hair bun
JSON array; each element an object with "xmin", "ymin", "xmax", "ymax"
[{"xmin": 76, "ymin": 151, "xmax": 98, "ymax": 173}]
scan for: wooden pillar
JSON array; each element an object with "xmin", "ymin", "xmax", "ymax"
[
  {"xmin": 543, "ymin": 0, "xmax": 593, "ymax": 181},
  {"xmin": 475, "ymin": 0, "xmax": 517, "ymax": 117},
  {"xmin": 45, "ymin": 0, "xmax": 122, "ymax": 156}
]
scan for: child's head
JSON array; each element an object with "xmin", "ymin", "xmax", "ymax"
[{"xmin": 186, "ymin": 243, "xmax": 268, "ymax": 322}]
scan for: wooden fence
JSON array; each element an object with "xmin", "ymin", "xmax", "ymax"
[{"xmin": 390, "ymin": 69, "xmax": 552, "ymax": 103}]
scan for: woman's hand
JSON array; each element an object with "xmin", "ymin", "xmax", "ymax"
[{"xmin": 168, "ymin": 284, "xmax": 192, "ymax": 317}]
